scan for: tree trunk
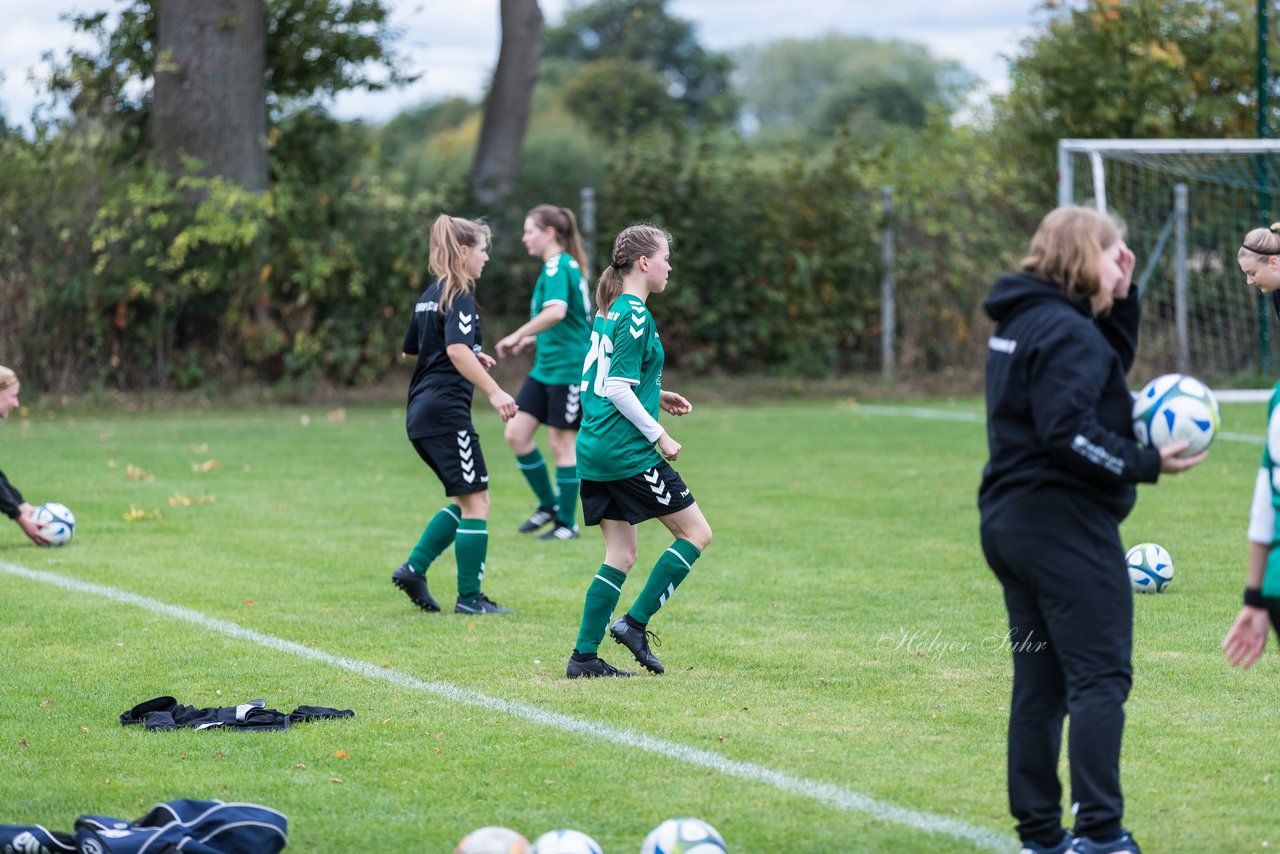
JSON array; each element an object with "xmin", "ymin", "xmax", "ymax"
[
  {"xmin": 470, "ymin": 0, "xmax": 543, "ymax": 207},
  {"xmin": 152, "ymin": 0, "xmax": 268, "ymax": 192}
]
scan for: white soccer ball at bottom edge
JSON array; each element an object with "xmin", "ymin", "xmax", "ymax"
[
  {"xmin": 34, "ymin": 502, "xmax": 76, "ymax": 546},
  {"xmin": 530, "ymin": 828, "xmax": 602, "ymax": 854},
  {"xmin": 1131, "ymin": 373, "xmax": 1219, "ymax": 456},
  {"xmin": 454, "ymin": 826, "xmax": 530, "ymax": 854},
  {"xmin": 1126, "ymin": 542, "xmax": 1174, "ymax": 594},
  {"xmin": 640, "ymin": 817, "xmax": 726, "ymax": 854}
]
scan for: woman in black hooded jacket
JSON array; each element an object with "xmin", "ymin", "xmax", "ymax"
[{"xmin": 978, "ymin": 206, "xmax": 1205, "ymax": 854}]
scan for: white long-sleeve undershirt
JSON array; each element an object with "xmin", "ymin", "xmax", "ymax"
[
  {"xmin": 1249, "ymin": 467, "xmax": 1275, "ymax": 545},
  {"xmin": 603, "ymin": 377, "xmax": 664, "ymax": 442}
]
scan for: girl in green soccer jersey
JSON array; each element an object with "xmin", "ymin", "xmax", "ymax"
[
  {"xmin": 495, "ymin": 205, "xmax": 593, "ymax": 541},
  {"xmin": 1224, "ymin": 224, "xmax": 1280, "ymax": 666},
  {"xmin": 390, "ymin": 214, "xmax": 519, "ymax": 616},
  {"xmin": 565, "ymin": 224, "xmax": 712, "ymax": 679}
]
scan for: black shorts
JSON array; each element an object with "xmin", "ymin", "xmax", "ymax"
[
  {"xmin": 580, "ymin": 462, "xmax": 696, "ymax": 526},
  {"xmin": 516, "ymin": 377, "xmax": 582, "ymax": 430},
  {"xmin": 411, "ymin": 429, "xmax": 489, "ymax": 497}
]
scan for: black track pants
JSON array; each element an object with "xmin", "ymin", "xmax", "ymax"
[{"xmin": 981, "ymin": 490, "xmax": 1132, "ymax": 844}]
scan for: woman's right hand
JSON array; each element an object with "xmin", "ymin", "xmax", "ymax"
[
  {"xmin": 657, "ymin": 432, "xmax": 681, "ymax": 462},
  {"xmin": 17, "ymin": 505, "xmax": 50, "ymax": 546},
  {"xmin": 1158, "ymin": 441, "xmax": 1207, "ymax": 474},
  {"xmin": 489, "ymin": 389, "xmax": 518, "ymax": 422}
]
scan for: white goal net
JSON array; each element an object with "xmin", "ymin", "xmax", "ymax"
[{"xmin": 1059, "ymin": 139, "xmax": 1280, "ymax": 383}]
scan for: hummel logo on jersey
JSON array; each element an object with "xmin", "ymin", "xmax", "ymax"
[
  {"xmin": 630, "ymin": 311, "xmax": 646, "ymax": 339},
  {"xmin": 458, "ymin": 312, "xmax": 474, "ymax": 334},
  {"xmin": 642, "ymin": 467, "xmax": 672, "ymax": 506},
  {"xmin": 458, "ymin": 431, "xmax": 476, "ymax": 483},
  {"xmin": 415, "ymin": 300, "xmax": 439, "ymax": 313},
  {"xmin": 565, "ymin": 386, "xmax": 581, "ymax": 421},
  {"xmin": 680, "ymin": 489, "xmax": 690, "ymax": 498}
]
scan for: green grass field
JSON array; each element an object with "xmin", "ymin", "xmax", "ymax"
[{"xmin": 0, "ymin": 396, "xmax": 1274, "ymax": 852}]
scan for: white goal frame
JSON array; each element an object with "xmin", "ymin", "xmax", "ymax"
[{"xmin": 1058, "ymin": 139, "xmax": 1280, "ymax": 386}]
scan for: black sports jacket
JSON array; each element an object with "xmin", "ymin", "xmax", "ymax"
[{"xmin": 978, "ymin": 272, "xmax": 1162, "ymax": 525}]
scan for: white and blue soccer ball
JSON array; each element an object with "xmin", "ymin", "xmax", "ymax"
[
  {"xmin": 530, "ymin": 829, "xmax": 602, "ymax": 854},
  {"xmin": 1126, "ymin": 542, "xmax": 1174, "ymax": 594},
  {"xmin": 34, "ymin": 502, "xmax": 75, "ymax": 547},
  {"xmin": 640, "ymin": 818, "xmax": 726, "ymax": 854},
  {"xmin": 1132, "ymin": 373, "xmax": 1220, "ymax": 456},
  {"xmin": 454, "ymin": 826, "xmax": 530, "ymax": 854}
]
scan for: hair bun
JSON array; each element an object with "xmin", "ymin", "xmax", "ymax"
[{"xmin": 1270, "ymin": 223, "xmax": 1280, "ymax": 233}]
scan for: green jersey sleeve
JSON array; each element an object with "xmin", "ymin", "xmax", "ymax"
[{"xmin": 605, "ymin": 296, "xmax": 652, "ymax": 383}]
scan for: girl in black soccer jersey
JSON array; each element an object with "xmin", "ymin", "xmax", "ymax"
[
  {"xmin": 0, "ymin": 366, "xmax": 50, "ymax": 546},
  {"xmin": 979, "ymin": 207, "xmax": 1204, "ymax": 854},
  {"xmin": 564, "ymin": 224, "xmax": 711, "ymax": 679},
  {"xmin": 495, "ymin": 205, "xmax": 593, "ymax": 542},
  {"xmin": 391, "ymin": 215, "xmax": 519, "ymax": 616}
]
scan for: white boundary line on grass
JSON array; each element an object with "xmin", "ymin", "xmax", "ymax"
[
  {"xmin": 848, "ymin": 404, "xmax": 1265, "ymax": 446},
  {"xmin": 0, "ymin": 561, "xmax": 1013, "ymax": 853}
]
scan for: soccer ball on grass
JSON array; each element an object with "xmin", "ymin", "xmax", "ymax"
[{"xmin": 34, "ymin": 502, "xmax": 75, "ymax": 546}]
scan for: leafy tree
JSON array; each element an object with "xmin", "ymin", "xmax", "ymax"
[
  {"xmin": 563, "ymin": 58, "xmax": 685, "ymax": 138},
  {"xmin": 993, "ymin": 0, "xmax": 1260, "ymax": 207},
  {"xmin": 45, "ymin": 0, "xmax": 412, "ymax": 148},
  {"xmin": 733, "ymin": 35, "xmax": 976, "ymax": 138},
  {"xmin": 546, "ymin": 0, "xmax": 737, "ymax": 125}
]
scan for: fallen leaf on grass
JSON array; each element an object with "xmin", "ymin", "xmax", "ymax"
[
  {"xmin": 326, "ymin": 408, "xmax": 346, "ymax": 423},
  {"xmin": 79, "ymin": 726, "xmax": 89, "ymax": 734},
  {"xmin": 126, "ymin": 464, "xmax": 155, "ymax": 481},
  {"xmin": 330, "ymin": 776, "xmax": 343, "ymax": 784},
  {"xmin": 295, "ymin": 763, "xmax": 307, "ymax": 769},
  {"xmin": 333, "ymin": 750, "xmax": 350, "ymax": 760},
  {"xmin": 40, "ymin": 699, "xmax": 54, "ymax": 708},
  {"xmin": 190, "ymin": 459, "xmax": 219, "ymax": 472},
  {"xmin": 243, "ymin": 599, "xmax": 255, "ymax": 606},
  {"xmin": 122, "ymin": 504, "xmax": 162, "ymax": 522},
  {"xmin": 18, "ymin": 739, "xmax": 27, "ymax": 748}
]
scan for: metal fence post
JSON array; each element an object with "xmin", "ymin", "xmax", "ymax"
[
  {"xmin": 1173, "ymin": 182, "xmax": 1189, "ymax": 374},
  {"xmin": 881, "ymin": 186, "xmax": 896, "ymax": 379},
  {"xmin": 579, "ymin": 187, "xmax": 597, "ymax": 271}
]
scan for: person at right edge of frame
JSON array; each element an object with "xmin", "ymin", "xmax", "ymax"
[
  {"xmin": 565, "ymin": 223, "xmax": 711, "ymax": 679},
  {"xmin": 978, "ymin": 206, "xmax": 1206, "ymax": 854},
  {"xmin": 1223, "ymin": 224, "xmax": 1280, "ymax": 669}
]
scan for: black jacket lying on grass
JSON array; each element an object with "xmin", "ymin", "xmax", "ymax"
[
  {"xmin": 120, "ymin": 696, "xmax": 353, "ymax": 731},
  {"xmin": 978, "ymin": 272, "xmax": 1162, "ymax": 525}
]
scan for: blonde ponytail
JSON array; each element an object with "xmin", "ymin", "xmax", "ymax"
[{"xmin": 428, "ymin": 214, "xmax": 491, "ymax": 311}]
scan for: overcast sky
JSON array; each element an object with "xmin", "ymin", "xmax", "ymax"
[{"xmin": 0, "ymin": 0, "xmax": 1041, "ymax": 128}]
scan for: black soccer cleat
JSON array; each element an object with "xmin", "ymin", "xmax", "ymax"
[
  {"xmin": 454, "ymin": 593, "xmax": 514, "ymax": 615},
  {"xmin": 517, "ymin": 506, "xmax": 557, "ymax": 534},
  {"xmin": 391, "ymin": 563, "xmax": 440, "ymax": 612},
  {"xmin": 609, "ymin": 616, "xmax": 664, "ymax": 674},
  {"xmin": 565, "ymin": 655, "xmax": 635, "ymax": 678},
  {"xmin": 538, "ymin": 523, "xmax": 580, "ymax": 541}
]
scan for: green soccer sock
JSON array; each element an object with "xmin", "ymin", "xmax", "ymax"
[
  {"xmin": 406, "ymin": 505, "xmax": 461, "ymax": 574},
  {"xmin": 628, "ymin": 539, "xmax": 701, "ymax": 624},
  {"xmin": 454, "ymin": 518, "xmax": 488, "ymax": 601},
  {"xmin": 574, "ymin": 565, "xmax": 628, "ymax": 655},
  {"xmin": 517, "ymin": 449, "xmax": 558, "ymax": 511},
  {"xmin": 555, "ymin": 465, "xmax": 579, "ymax": 527}
]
